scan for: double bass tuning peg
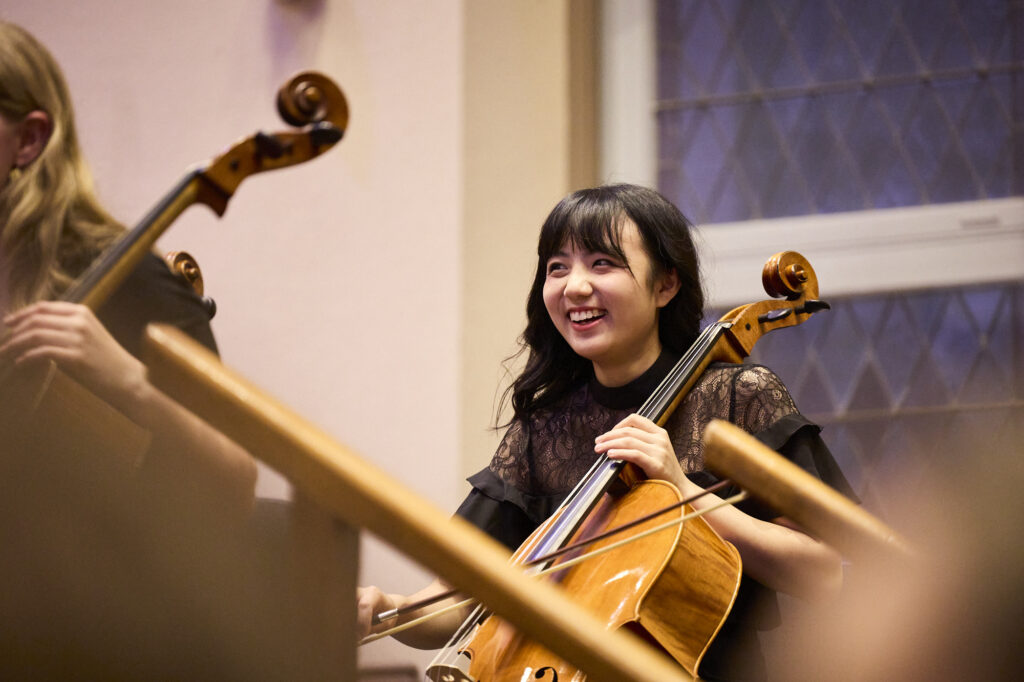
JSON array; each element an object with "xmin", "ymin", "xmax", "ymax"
[
  {"xmin": 310, "ymin": 122, "xmax": 343, "ymax": 147},
  {"xmin": 254, "ymin": 132, "xmax": 287, "ymax": 159},
  {"xmin": 165, "ymin": 251, "xmax": 217, "ymax": 320},
  {"xmin": 276, "ymin": 71, "xmax": 349, "ymax": 133}
]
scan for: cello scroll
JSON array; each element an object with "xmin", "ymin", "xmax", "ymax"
[
  {"xmin": 164, "ymin": 251, "xmax": 216, "ymax": 319},
  {"xmin": 715, "ymin": 251, "xmax": 830, "ymax": 363},
  {"xmin": 276, "ymin": 71, "xmax": 349, "ymax": 129}
]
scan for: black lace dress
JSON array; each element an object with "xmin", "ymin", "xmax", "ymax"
[{"xmin": 455, "ymin": 350, "xmax": 856, "ymax": 681}]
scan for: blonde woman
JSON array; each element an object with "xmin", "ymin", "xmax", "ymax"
[
  {"xmin": 0, "ymin": 21, "xmax": 267, "ymax": 675},
  {"xmin": 0, "ymin": 20, "xmax": 256, "ymax": 518}
]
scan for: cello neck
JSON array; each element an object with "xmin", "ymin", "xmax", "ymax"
[{"xmin": 637, "ymin": 322, "xmax": 731, "ymax": 425}]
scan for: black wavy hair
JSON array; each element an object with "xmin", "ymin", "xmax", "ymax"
[{"xmin": 501, "ymin": 184, "xmax": 704, "ymax": 424}]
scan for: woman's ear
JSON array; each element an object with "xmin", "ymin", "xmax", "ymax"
[
  {"xmin": 655, "ymin": 268, "xmax": 681, "ymax": 307},
  {"xmin": 15, "ymin": 110, "xmax": 52, "ymax": 168}
]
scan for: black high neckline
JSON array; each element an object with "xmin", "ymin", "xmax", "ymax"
[{"xmin": 588, "ymin": 349, "xmax": 682, "ymax": 410}]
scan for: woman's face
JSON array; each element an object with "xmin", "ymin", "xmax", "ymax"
[{"xmin": 542, "ymin": 220, "xmax": 679, "ymax": 386}]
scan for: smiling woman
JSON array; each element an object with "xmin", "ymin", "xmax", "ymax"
[{"xmin": 358, "ymin": 184, "xmax": 858, "ymax": 681}]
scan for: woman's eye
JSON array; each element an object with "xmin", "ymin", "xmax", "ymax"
[
  {"xmin": 593, "ymin": 257, "xmax": 618, "ymax": 268},
  {"xmin": 546, "ymin": 262, "xmax": 567, "ymax": 275}
]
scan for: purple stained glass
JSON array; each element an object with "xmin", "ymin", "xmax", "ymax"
[{"xmin": 657, "ymin": 0, "xmax": 1023, "ymax": 222}]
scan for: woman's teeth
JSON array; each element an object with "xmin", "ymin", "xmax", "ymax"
[{"xmin": 570, "ymin": 309, "xmax": 605, "ymax": 322}]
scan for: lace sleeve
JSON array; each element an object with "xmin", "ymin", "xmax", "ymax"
[
  {"xmin": 665, "ymin": 363, "xmax": 799, "ymax": 472},
  {"xmin": 488, "ymin": 418, "xmax": 529, "ymax": 488},
  {"xmin": 729, "ymin": 364, "xmax": 799, "ymax": 434},
  {"xmin": 486, "ymin": 387, "xmax": 628, "ymax": 496}
]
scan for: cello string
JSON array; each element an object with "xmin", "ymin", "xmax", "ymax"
[
  {"xmin": 524, "ymin": 491, "xmax": 748, "ymax": 577},
  {"xmin": 639, "ymin": 323, "xmax": 725, "ymax": 422},
  {"xmin": 555, "ymin": 456, "xmax": 609, "ymax": 512},
  {"xmin": 548, "ymin": 323, "xmax": 726, "ymax": 521},
  {"xmin": 437, "ymin": 601, "xmax": 488, "ymax": 661},
  {"xmin": 525, "ymin": 325, "xmax": 728, "ymax": 565},
  {"xmin": 364, "ymin": 491, "xmax": 747, "ymax": 645},
  {"xmin": 424, "ymin": 601, "xmax": 488, "ymax": 673},
  {"xmin": 517, "ymin": 479, "xmax": 734, "ymax": 567}
]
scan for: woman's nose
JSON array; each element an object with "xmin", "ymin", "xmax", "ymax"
[{"xmin": 564, "ymin": 267, "xmax": 593, "ymax": 298}]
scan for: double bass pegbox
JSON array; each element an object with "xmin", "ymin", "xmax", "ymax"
[{"xmin": 195, "ymin": 72, "xmax": 348, "ymax": 212}]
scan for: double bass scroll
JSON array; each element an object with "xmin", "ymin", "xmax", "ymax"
[
  {"xmin": 67, "ymin": 71, "xmax": 349, "ymax": 311},
  {"xmin": 1, "ymin": 72, "xmax": 349, "ymax": 474}
]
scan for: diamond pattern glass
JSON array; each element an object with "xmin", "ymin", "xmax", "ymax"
[{"xmin": 657, "ymin": 0, "xmax": 1023, "ymax": 223}]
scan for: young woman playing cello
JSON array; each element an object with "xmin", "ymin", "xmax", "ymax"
[{"xmin": 359, "ymin": 184, "xmax": 856, "ymax": 680}]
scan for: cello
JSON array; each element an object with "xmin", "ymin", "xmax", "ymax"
[{"xmin": 420, "ymin": 251, "xmax": 830, "ymax": 681}]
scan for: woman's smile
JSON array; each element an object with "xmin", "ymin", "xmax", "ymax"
[{"xmin": 568, "ymin": 307, "xmax": 607, "ymax": 326}]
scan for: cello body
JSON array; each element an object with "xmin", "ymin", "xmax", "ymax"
[
  {"xmin": 0, "ymin": 360, "xmax": 149, "ymax": 470},
  {"xmin": 456, "ymin": 481, "xmax": 741, "ymax": 680}
]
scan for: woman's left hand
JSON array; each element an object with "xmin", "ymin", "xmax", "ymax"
[
  {"xmin": 595, "ymin": 414, "xmax": 688, "ymax": 491},
  {"xmin": 0, "ymin": 301, "xmax": 146, "ymax": 412}
]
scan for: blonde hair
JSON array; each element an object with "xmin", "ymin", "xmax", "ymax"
[{"xmin": 0, "ymin": 21, "xmax": 122, "ymax": 309}]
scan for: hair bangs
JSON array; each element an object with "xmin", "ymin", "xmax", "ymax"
[{"xmin": 537, "ymin": 189, "xmax": 630, "ymax": 267}]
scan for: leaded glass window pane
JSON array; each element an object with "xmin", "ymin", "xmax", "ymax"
[{"xmin": 657, "ymin": 0, "xmax": 1023, "ymax": 224}]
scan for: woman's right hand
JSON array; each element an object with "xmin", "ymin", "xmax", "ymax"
[
  {"xmin": 0, "ymin": 301, "xmax": 146, "ymax": 414},
  {"xmin": 356, "ymin": 586, "xmax": 398, "ymax": 640},
  {"xmin": 356, "ymin": 579, "xmax": 469, "ymax": 649}
]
